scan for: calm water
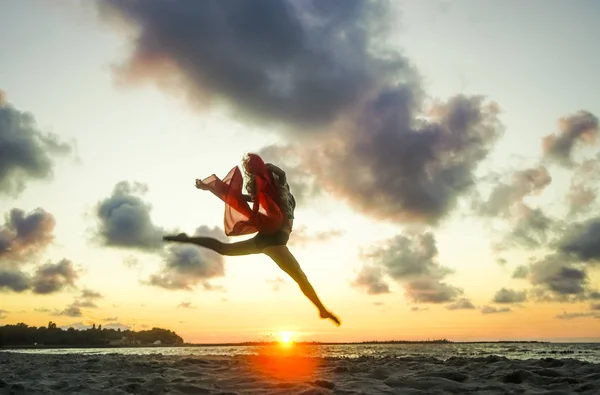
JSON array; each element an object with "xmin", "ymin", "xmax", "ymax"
[{"xmin": 5, "ymin": 343, "xmax": 600, "ymax": 363}]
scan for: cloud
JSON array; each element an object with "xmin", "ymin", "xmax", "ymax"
[
  {"xmin": 0, "ymin": 207, "xmax": 56, "ymax": 261},
  {"xmin": 50, "ymin": 289, "xmax": 102, "ymax": 318},
  {"xmin": 556, "ymin": 311, "xmax": 600, "ymax": 320},
  {"xmin": 96, "ymin": 0, "xmax": 402, "ymax": 133},
  {"xmin": 81, "ymin": 289, "xmax": 102, "ymax": 300},
  {"xmin": 96, "ymin": 1, "xmax": 505, "ymax": 225},
  {"xmin": 147, "ymin": 226, "xmax": 226, "ymax": 291},
  {"xmin": 475, "ymin": 166, "xmax": 552, "ymax": 218},
  {"xmin": 31, "ymin": 259, "xmax": 79, "ymax": 294},
  {"xmin": 591, "ymin": 303, "xmax": 600, "ymax": 311},
  {"xmin": 502, "ymin": 205, "xmax": 557, "ymax": 250},
  {"xmin": 410, "ymin": 306, "xmax": 429, "ymax": 312},
  {"xmin": 351, "ymin": 265, "xmax": 390, "ymax": 295},
  {"xmin": 0, "ymin": 309, "xmax": 7, "ymax": 319},
  {"xmin": 177, "ymin": 302, "xmax": 196, "ymax": 309},
  {"xmin": 355, "ymin": 232, "xmax": 462, "ymax": 303},
  {"xmin": 528, "ymin": 255, "xmax": 588, "ymax": 298},
  {"xmin": 542, "ymin": 110, "xmax": 599, "ymax": 167},
  {"xmin": 54, "ymin": 305, "xmax": 82, "ymax": 318},
  {"xmin": 304, "ymin": 94, "xmax": 503, "ymax": 224},
  {"xmin": 103, "ymin": 316, "xmax": 118, "ymax": 321},
  {"xmin": 71, "ymin": 289, "xmax": 103, "ymax": 308},
  {"xmin": 558, "ymin": 216, "xmax": 600, "ymax": 263},
  {"xmin": 0, "ymin": 269, "xmax": 30, "ymax": 292},
  {"xmin": 123, "ymin": 255, "xmax": 140, "ymax": 268},
  {"xmin": 104, "ymin": 322, "xmax": 131, "ymax": 330},
  {"xmin": 94, "ymin": 181, "xmax": 164, "ymax": 250},
  {"xmin": 481, "ymin": 305, "xmax": 511, "ymax": 314},
  {"xmin": 288, "ymin": 225, "xmax": 344, "ymax": 246},
  {"xmin": 492, "ymin": 288, "xmax": 527, "ymax": 304},
  {"xmin": 266, "ymin": 277, "xmax": 287, "ymax": 292},
  {"xmin": 0, "ymin": 91, "xmax": 71, "ymax": 197},
  {"xmin": 566, "ymin": 157, "xmax": 600, "ymax": 213},
  {"xmin": 58, "ymin": 322, "xmax": 89, "ymax": 330},
  {"xmin": 512, "ymin": 265, "xmax": 529, "ymax": 279},
  {"xmin": 446, "ymin": 298, "xmax": 476, "ymax": 310}
]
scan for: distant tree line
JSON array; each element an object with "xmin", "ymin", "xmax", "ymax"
[{"xmin": 0, "ymin": 322, "xmax": 184, "ymax": 347}]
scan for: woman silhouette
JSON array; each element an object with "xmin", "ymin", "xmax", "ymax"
[{"xmin": 163, "ymin": 153, "xmax": 341, "ymax": 326}]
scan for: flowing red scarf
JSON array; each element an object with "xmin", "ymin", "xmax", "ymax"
[{"xmin": 198, "ymin": 154, "xmax": 284, "ymax": 236}]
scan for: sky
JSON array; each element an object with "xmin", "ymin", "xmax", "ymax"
[{"xmin": 1, "ymin": 0, "xmax": 599, "ymax": 344}]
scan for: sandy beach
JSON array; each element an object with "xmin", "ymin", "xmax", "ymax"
[{"xmin": 1, "ymin": 352, "xmax": 599, "ymax": 394}]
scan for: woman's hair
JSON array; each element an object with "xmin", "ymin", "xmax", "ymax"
[
  {"xmin": 242, "ymin": 154, "xmax": 293, "ymax": 216},
  {"xmin": 242, "ymin": 155, "xmax": 257, "ymax": 196}
]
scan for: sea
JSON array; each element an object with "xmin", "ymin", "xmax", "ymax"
[{"xmin": 4, "ymin": 342, "xmax": 600, "ymax": 364}]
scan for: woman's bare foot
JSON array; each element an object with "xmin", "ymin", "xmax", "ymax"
[
  {"xmin": 320, "ymin": 309, "xmax": 341, "ymax": 326},
  {"xmin": 162, "ymin": 233, "xmax": 189, "ymax": 242}
]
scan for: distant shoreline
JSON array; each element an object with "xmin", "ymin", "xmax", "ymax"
[{"xmin": 3, "ymin": 340, "xmax": 582, "ymax": 350}]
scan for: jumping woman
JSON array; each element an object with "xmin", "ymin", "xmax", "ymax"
[{"xmin": 163, "ymin": 153, "xmax": 341, "ymax": 326}]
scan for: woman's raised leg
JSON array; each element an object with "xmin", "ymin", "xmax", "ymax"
[
  {"xmin": 262, "ymin": 245, "xmax": 341, "ymax": 326},
  {"xmin": 163, "ymin": 233, "xmax": 260, "ymax": 256}
]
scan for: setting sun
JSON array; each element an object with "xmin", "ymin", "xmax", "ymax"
[{"xmin": 277, "ymin": 331, "xmax": 295, "ymax": 345}]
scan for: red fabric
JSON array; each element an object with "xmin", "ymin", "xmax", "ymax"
[{"xmin": 199, "ymin": 154, "xmax": 284, "ymax": 236}]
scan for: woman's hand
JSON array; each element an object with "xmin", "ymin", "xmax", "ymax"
[{"xmin": 195, "ymin": 179, "xmax": 209, "ymax": 190}]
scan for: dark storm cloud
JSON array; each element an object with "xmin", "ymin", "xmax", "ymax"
[
  {"xmin": 94, "ymin": 181, "xmax": 164, "ymax": 250},
  {"xmin": 0, "ymin": 269, "xmax": 30, "ymax": 292},
  {"xmin": 558, "ymin": 216, "xmax": 600, "ymax": 263},
  {"xmin": 96, "ymin": 0, "xmax": 402, "ymax": 133},
  {"xmin": 542, "ymin": 110, "xmax": 599, "ymax": 167},
  {"xmin": 355, "ymin": 232, "xmax": 462, "ymax": 303},
  {"xmin": 0, "ymin": 207, "xmax": 56, "ymax": 261},
  {"xmin": 147, "ymin": 226, "xmax": 226, "ymax": 291},
  {"xmin": 351, "ymin": 265, "xmax": 390, "ymax": 295},
  {"xmin": 446, "ymin": 298, "xmax": 476, "ymax": 310},
  {"xmin": 0, "ymin": 92, "xmax": 71, "ymax": 197},
  {"xmin": 31, "ymin": 259, "xmax": 79, "ymax": 294},
  {"xmin": 492, "ymin": 288, "xmax": 527, "ymax": 304},
  {"xmin": 481, "ymin": 305, "xmax": 511, "ymax": 314}
]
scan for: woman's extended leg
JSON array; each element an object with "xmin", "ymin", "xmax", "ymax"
[
  {"xmin": 262, "ymin": 245, "xmax": 341, "ymax": 326},
  {"xmin": 163, "ymin": 233, "xmax": 260, "ymax": 256}
]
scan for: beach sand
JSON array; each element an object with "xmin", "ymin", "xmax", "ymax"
[{"xmin": 1, "ymin": 352, "xmax": 599, "ymax": 394}]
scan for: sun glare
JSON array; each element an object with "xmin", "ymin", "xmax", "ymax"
[{"xmin": 277, "ymin": 331, "xmax": 295, "ymax": 345}]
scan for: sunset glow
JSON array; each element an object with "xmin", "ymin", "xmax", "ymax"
[{"xmin": 278, "ymin": 332, "xmax": 295, "ymax": 346}]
